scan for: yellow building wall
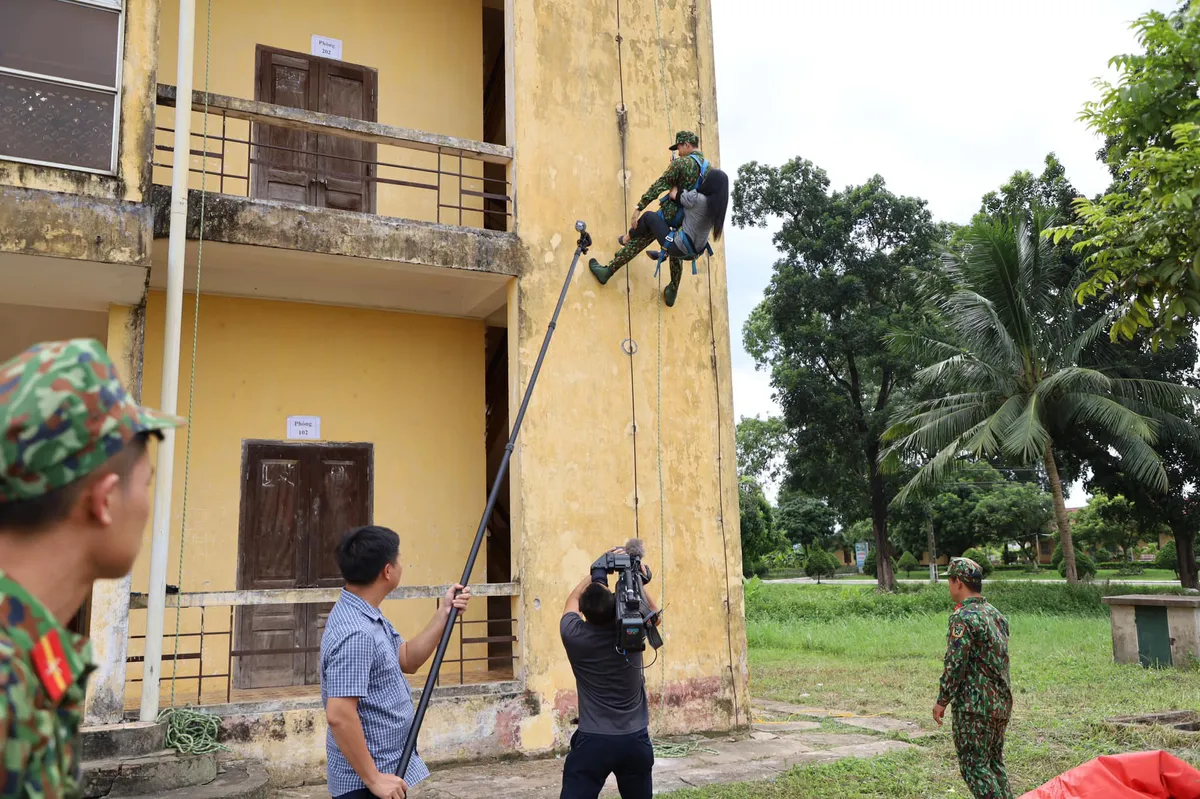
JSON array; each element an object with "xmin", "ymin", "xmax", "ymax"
[
  {"xmin": 0, "ymin": 0, "xmax": 159, "ymax": 203},
  {"xmin": 122, "ymin": 292, "xmax": 489, "ymax": 702},
  {"xmin": 509, "ymin": 0, "xmax": 748, "ymax": 747},
  {"xmin": 155, "ymin": 0, "xmax": 485, "ymax": 225}
]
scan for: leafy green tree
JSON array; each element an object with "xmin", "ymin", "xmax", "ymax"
[
  {"xmin": 739, "ymin": 479, "xmax": 784, "ymax": 578},
  {"xmin": 1055, "ymin": 4, "xmax": 1200, "ymax": 344},
  {"xmin": 736, "ymin": 415, "xmax": 788, "ymax": 485},
  {"xmin": 897, "ymin": 551, "xmax": 919, "ymax": 578},
  {"xmin": 884, "ymin": 209, "xmax": 1194, "ymax": 583},
  {"xmin": 804, "ymin": 549, "xmax": 839, "ymax": 584},
  {"xmin": 734, "ymin": 158, "xmax": 946, "ymax": 591},
  {"xmin": 1071, "ymin": 494, "xmax": 1163, "ymax": 561},
  {"xmin": 971, "ymin": 482, "xmax": 1054, "ymax": 561},
  {"xmin": 775, "ymin": 493, "xmax": 837, "ymax": 550}
]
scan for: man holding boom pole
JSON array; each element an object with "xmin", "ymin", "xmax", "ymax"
[{"xmin": 320, "ymin": 525, "xmax": 472, "ymax": 799}]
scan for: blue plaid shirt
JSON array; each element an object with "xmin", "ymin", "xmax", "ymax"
[{"xmin": 321, "ymin": 590, "xmax": 430, "ymax": 796}]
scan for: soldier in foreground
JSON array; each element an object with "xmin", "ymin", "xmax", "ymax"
[
  {"xmin": 0, "ymin": 339, "xmax": 183, "ymax": 798},
  {"xmin": 933, "ymin": 557, "xmax": 1013, "ymax": 799}
]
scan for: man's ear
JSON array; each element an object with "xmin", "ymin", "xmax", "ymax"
[{"xmin": 85, "ymin": 472, "xmax": 122, "ymax": 527}]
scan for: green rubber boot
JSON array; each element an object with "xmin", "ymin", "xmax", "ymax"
[
  {"xmin": 663, "ymin": 283, "xmax": 678, "ymax": 307},
  {"xmin": 589, "ymin": 258, "xmax": 615, "ymax": 286}
]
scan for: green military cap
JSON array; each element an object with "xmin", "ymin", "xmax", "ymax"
[
  {"xmin": 669, "ymin": 130, "xmax": 699, "ymax": 151},
  {"xmin": 0, "ymin": 338, "xmax": 185, "ymax": 503},
  {"xmin": 947, "ymin": 557, "xmax": 984, "ymax": 582}
]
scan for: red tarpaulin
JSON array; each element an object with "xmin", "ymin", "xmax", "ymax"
[{"xmin": 1020, "ymin": 751, "xmax": 1200, "ymax": 799}]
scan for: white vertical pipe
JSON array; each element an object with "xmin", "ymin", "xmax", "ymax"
[{"xmin": 140, "ymin": 0, "xmax": 197, "ymax": 723}]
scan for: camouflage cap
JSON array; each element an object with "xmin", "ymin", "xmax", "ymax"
[
  {"xmin": 947, "ymin": 557, "xmax": 984, "ymax": 583},
  {"xmin": 669, "ymin": 130, "xmax": 699, "ymax": 151},
  {"xmin": 0, "ymin": 338, "xmax": 185, "ymax": 503}
]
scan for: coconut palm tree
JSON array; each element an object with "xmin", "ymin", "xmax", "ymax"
[{"xmin": 882, "ymin": 208, "xmax": 1196, "ymax": 583}]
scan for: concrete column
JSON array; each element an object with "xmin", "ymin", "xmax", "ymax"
[
  {"xmin": 1109, "ymin": 604, "xmax": 1139, "ymax": 665},
  {"xmin": 85, "ymin": 304, "xmax": 146, "ymax": 725},
  {"xmin": 1167, "ymin": 606, "xmax": 1200, "ymax": 668}
]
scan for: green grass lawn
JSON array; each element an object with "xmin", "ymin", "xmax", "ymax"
[
  {"xmin": 772, "ymin": 567, "xmax": 1182, "ymax": 583},
  {"xmin": 662, "ymin": 584, "xmax": 1200, "ymax": 799}
]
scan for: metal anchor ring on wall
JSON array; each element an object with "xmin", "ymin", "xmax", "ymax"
[{"xmin": 622, "ymin": 338, "xmax": 638, "ymax": 356}]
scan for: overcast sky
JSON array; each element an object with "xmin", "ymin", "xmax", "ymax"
[{"xmin": 711, "ymin": 0, "xmax": 1173, "ymax": 505}]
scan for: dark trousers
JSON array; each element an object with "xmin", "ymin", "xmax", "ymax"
[
  {"xmin": 606, "ymin": 211, "xmax": 689, "ymax": 292},
  {"xmin": 560, "ymin": 728, "xmax": 654, "ymax": 799},
  {"xmin": 333, "ymin": 791, "xmax": 373, "ymax": 799}
]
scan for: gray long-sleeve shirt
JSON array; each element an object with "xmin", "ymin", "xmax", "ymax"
[{"xmin": 677, "ymin": 190, "xmax": 713, "ymax": 254}]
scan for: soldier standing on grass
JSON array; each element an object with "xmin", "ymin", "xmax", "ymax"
[{"xmin": 933, "ymin": 557, "xmax": 1013, "ymax": 799}]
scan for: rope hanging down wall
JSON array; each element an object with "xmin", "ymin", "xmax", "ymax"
[{"xmin": 160, "ymin": 0, "xmax": 224, "ymax": 755}]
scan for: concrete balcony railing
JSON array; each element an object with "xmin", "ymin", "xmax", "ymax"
[
  {"xmin": 153, "ymin": 84, "xmax": 513, "ymax": 232},
  {"xmin": 124, "ymin": 581, "xmax": 520, "ymax": 714}
]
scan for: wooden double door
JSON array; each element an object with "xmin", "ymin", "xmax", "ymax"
[
  {"xmin": 234, "ymin": 441, "xmax": 372, "ymax": 690},
  {"xmin": 253, "ymin": 45, "xmax": 378, "ymax": 213}
]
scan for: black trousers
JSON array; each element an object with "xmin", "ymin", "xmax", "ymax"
[
  {"xmin": 333, "ymin": 791, "xmax": 373, "ymax": 799},
  {"xmin": 560, "ymin": 729, "xmax": 654, "ymax": 799},
  {"xmin": 633, "ymin": 211, "xmax": 690, "ymax": 259}
]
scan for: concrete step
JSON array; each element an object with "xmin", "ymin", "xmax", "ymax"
[
  {"xmin": 146, "ymin": 761, "xmax": 270, "ymax": 799},
  {"xmin": 83, "ymin": 750, "xmax": 218, "ymax": 798},
  {"xmin": 81, "ymin": 722, "xmax": 166, "ymax": 761}
]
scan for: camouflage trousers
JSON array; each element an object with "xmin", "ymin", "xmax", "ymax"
[
  {"xmin": 952, "ymin": 712, "xmax": 1012, "ymax": 799},
  {"xmin": 604, "ymin": 202, "xmax": 685, "ymax": 293}
]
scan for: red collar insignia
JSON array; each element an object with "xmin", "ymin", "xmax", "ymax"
[{"xmin": 31, "ymin": 629, "xmax": 71, "ymax": 703}]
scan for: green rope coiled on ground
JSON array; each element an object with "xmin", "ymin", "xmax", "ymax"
[
  {"xmin": 651, "ymin": 739, "xmax": 719, "ymax": 759},
  {"xmin": 157, "ymin": 707, "xmax": 229, "ymax": 756}
]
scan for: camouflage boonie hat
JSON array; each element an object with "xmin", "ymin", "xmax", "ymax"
[
  {"xmin": 669, "ymin": 130, "xmax": 699, "ymax": 151},
  {"xmin": 0, "ymin": 338, "xmax": 185, "ymax": 503},
  {"xmin": 947, "ymin": 557, "xmax": 984, "ymax": 583}
]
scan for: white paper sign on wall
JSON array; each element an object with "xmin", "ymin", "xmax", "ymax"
[
  {"xmin": 311, "ymin": 35, "xmax": 343, "ymax": 60},
  {"xmin": 287, "ymin": 415, "xmax": 321, "ymax": 440}
]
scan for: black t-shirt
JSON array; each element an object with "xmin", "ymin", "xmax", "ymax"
[{"xmin": 559, "ymin": 613, "xmax": 649, "ymax": 735}]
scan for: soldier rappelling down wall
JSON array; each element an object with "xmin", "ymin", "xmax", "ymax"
[{"xmin": 589, "ymin": 131, "xmax": 729, "ymax": 307}]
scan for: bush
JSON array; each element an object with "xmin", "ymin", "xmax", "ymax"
[
  {"xmin": 1002, "ymin": 548, "xmax": 1019, "ymax": 565},
  {"xmin": 1156, "ymin": 540, "xmax": 1179, "ymax": 573},
  {"xmin": 1093, "ymin": 548, "xmax": 1116, "ymax": 563},
  {"xmin": 804, "ymin": 549, "xmax": 839, "ymax": 583},
  {"xmin": 1052, "ymin": 543, "xmax": 1064, "ymax": 568},
  {"xmin": 897, "ymin": 551, "xmax": 920, "ymax": 578},
  {"xmin": 1058, "ymin": 551, "xmax": 1097, "ymax": 581},
  {"xmin": 961, "ymin": 548, "xmax": 994, "ymax": 578}
]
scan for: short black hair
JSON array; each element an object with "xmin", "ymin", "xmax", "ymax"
[
  {"xmin": 951, "ymin": 574, "xmax": 983, "ymax": 593},
  {"xmin": 0, "ymin": 432, "xmax": 151, "ymax": 533},
  {"xmin": 580, "ymin": 582, "xmax": 616, "ymax": 626},
  {"xmin": 336, "ymin": 525, "xmax": 400, "ymax": 585}
]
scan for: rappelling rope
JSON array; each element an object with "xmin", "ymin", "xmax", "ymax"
[
  {"xmin": 161, "ymin": 0, "xmax": 223, "ymax": 757},
  {"xmin": 650, "ymin": 0, "xmax": 672, "ymax": 758}
]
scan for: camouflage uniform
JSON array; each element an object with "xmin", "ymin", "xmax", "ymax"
[
  {"xmin": 938, "ymin": 558, "xmax": 1013, "ymax": 799},
  {"xmin": 0, "ymin": 339, "xmax": 183, "ymax": 798},
  {"xmin": 591, "ymin": 131, "xmax": 706, "ymax": 302}
]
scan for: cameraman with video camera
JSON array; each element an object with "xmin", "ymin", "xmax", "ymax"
[{"xmin": 559, "ymin": 541, "xmax": 663, "ymax": 799}]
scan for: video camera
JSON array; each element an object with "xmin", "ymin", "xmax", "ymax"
[{"xmin": 591, "ymin": 539, "xmax": 663, "ymax": 653}]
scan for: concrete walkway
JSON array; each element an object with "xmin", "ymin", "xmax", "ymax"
[{"xmin": 271, "ymin": 702, "xmax": 929, "ymax": 798}]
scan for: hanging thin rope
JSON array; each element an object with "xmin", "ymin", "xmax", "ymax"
[
  {"xmin": 650, "ymin": 0, "xmax": 672, "ymax": 750},
  {"xmin": 614, "ymin": 0, "xmax": 642, "ymax": 541},
  {"xmin": 161, "ymin": 0, "xmax": 222, "ymax": 758}
]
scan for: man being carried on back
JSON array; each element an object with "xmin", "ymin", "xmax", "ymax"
[{"xmin": 589, "ymin": 131, "xmax": 727, "ymax": 308}]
